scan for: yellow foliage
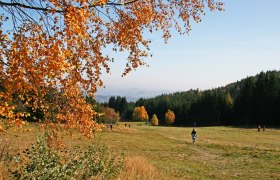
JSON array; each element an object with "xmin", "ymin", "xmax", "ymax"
[
  {"xmin": 133, "ymin": 106, "xmax": 149, "ymax": 122},
  {"xmin": 165, "ymin": 109, "xmax": 175, "ymax": 125},
  {"xmin": 151, "ymin": 114, "xmax": 159, "ymax": 126}
]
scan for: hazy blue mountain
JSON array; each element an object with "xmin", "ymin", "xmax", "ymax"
[{"xmin": 96, "ymin": 88, "xmax": 172, "ymax": 102}]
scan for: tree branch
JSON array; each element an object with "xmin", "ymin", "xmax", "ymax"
[
  {"xmin": 0, "ymin": 59, "xmax": 8, "ymax": 66},
  {"xmin": 0, "ymin": 1, "xmax": 62, "ymax": 12},
  {"xmin": 0, "ymin": 0, "xmax": 139, "ymax": 13}
]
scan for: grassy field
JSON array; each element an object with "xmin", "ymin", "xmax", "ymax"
[{"xmin": 1, "ymin": 123, "xmax": 280, "ymax": 179}]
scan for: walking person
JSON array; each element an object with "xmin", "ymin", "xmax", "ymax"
[
  {"xmin": 258, "ymin": 125, "xmax": 261, "ymax": 132},
  {"xmin": 191, "ymin": 128, "xmax": 197, "ymax": 144}
]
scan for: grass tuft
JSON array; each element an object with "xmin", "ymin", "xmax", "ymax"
[{"xmin": 118, "ymin": 156, "xmax": 157, "ymax": 180}]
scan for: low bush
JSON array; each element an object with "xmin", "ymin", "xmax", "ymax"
[{"xmin": 9, "ymin": 133, "xmax": 123, "ymax": 179}]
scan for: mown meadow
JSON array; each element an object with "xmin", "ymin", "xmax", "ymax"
[{"xmin": 1, "ymin": 123, "xmax": 280, "ymax": 179}]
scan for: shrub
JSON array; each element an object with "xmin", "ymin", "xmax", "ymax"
[{"xmin": 10, "ymin": 133, "xmax": 123, "ymax": 179}]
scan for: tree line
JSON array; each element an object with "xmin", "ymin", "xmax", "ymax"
[
  {"xmin": 104, "ymin": 71, "xmax": 280, "ymax": 127},
  {"xmin": 5, "ymin": 70, "xmax": 279, "ymax": 127}
]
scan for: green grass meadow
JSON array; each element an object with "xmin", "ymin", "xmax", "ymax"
[
  {"xmin": 1, "ymin": 123, "xmax": 280, "ymax": 179},
  {"xmin": 101, "ymin": 123, "xmax": 280, "ymax": 179}
]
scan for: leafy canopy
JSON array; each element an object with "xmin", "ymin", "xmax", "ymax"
[{"xmin": 0, "ymin": 0, "xmax": 223, "ymax": 134}]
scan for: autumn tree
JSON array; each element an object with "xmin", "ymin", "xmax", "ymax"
[
  {"xmin": 99, "ymin": 107, "xmax": 120, "ymax": 123},
  {"xmin": 0, "ymin": 0, "xmax": 223, "ymax": 134},
  {"xmin": 151, "ymin": 114, "xmax": 159, "ymax": 126},
  {"xmin": 132, "ymin": 106, "xmax": 149, "ymax": 122},
  {"xmin": 165, "ymin": 109, "xmax": 175, "ymax": 125}
]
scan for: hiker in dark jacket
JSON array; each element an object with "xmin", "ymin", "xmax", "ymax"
[{"xmin": 191, "ymin": 129, "xmax": 197, "ymax": 144}]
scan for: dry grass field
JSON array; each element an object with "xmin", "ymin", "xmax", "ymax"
[{"xmin": 1, "ymin": 122, "xmax": 280, "ymax": 179}]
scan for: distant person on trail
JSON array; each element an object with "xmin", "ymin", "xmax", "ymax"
[
  {"xmin": 191, "ymin": 129, "xmax": 197, "ymax": 144},
  {"xmin": 258, "ymin": 125, "xmax": 261, "ymax": 132}
]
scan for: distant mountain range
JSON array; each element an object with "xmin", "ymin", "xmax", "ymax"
[{"xmin": 96, "ymin": 88, "xmax": 172, "ymax": 102}]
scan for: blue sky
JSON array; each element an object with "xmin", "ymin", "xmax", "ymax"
[{"xmin": 102, "ymin": 0, "xmax": 280, "ymax": 93}]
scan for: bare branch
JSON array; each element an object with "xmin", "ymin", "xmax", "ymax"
[
  {"xmin": 0, "ymin": 0, "xmax": 62, "ymax": 12},
  {"xmin": 0, "ymin": 59, "xmax": 8, "ymax": 66},
  {"xmin": 0, "ymin": 0, "xmax": 140, "ymax": 13}
]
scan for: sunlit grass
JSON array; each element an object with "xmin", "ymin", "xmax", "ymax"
[
  {"xmin": 1, "ymin": 122, "xmax": 280, "ymax": 179},
  {"xmin": 101, "ymin": 123, "xmax": 280, "ymax": 179}
]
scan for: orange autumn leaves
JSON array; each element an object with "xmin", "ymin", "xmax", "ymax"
[
  {"xmin": 151, "ymin": 114, "xmax": 159, "ymax": 126},
  {"xmin": 133, "ymin": 106, "xmax": 149, "ymax": 122},
  {"xmin": 0, "ymin": 0, "xmax": 223, "ymax": 136},
  {"xmin": 133, "ymin": 107, "xmax": 175, "ymax": 125},
  {"xmin": 165, "ymin": 109, "xmax": 175, "ymax": 125}
]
